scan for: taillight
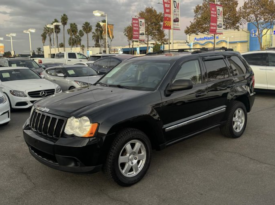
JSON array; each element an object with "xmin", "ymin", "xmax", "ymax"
[
  {"xmin": 38, "ymin": 59, "xmax": 42, "ymax": 64},
  {"xmin": 252, "ymin": 76, "xmax": 255, "ymax": 88}
]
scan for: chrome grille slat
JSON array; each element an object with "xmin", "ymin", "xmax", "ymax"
[
  {"xmin": 29, "ymin": 109, "xmax": 66, "ymax": 139},
  {"xmin": 28, "ymin": 89, "xmax": 55, "ymax": 98}
]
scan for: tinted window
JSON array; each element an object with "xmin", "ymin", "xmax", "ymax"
[
  {"xmin": 228, "ymin": 56, "xmax": 246, "ymax": 76},
  {"xmin": 8, "ymin": 60, "xmax": 40, "ymax": 69},
  {"xmin": 268, "ymin": 54, "xmax": 275, "ymax": 66},
  {"xmin": 47, "ymin": 69, "xmax": 57, "ymax": 76},
  {"xmin": 95, "ymin": 59, "xmax": 109, "ymax": 67},
  {"xmin": 63, "ymin": 67, "xmax": 98, "ymax": 77},
  {"xmin": 175, "ymin": 60, "xmax": 202, "ymax": 84},
  {"xmin": 88, "ymin": 56, "xmax": 101, "ymax": 61},
  {"xmin": 68, "ymin": 53, "xmax": 76, "ymax": 59},
  {"xmin": 109, "ymin": 58, "xmax": 121, "ymax": 67},
  {"xmin": 205, "ymin": 59, "xmax": 229, "ymax": 81},
  {"xmin": 242, "ymin": 53, "xmax": 268, "ymax": 66},
  {"xmin": 0, "ymin": 69, "xmax": 40, "ymax": 81},
  {"xmin": 56, "ymin": 53, "xmax": 64, "ymax": 58}
]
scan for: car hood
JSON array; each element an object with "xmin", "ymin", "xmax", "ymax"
[
  {"xmin": 67, "ymin": 76, "xmax": 102, "ymax": 84},
  {"xmin": 2, "ymin": 79, "xmax": 57, "ymax": 92},
  {"xmin": 35, "ymin": 86, "xmax": 147, "ymax": 117}
]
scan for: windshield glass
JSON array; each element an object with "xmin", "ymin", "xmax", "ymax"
[
  {"xmin": 63, "ymin": 67, "xmax": 98, "ymax": 77},
  {"xmin": 8, "ymin": 60, "xmax": 40, "ymax": 69},
  {"xmin": 0, "ymin": 69, "xmax": 40, "ymax": 82},
  {"xmin": 97, "ymin": 60, "xmax": 171, "ymax": 91}
]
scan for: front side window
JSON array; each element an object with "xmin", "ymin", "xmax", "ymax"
[
  {"xmin": 0, "ymin": 69, "xmax": 40, "ymax": 82},
  {"xmin": 77, "ymin": 53, "xmax": 87, "ymax": 59},
  {"xmin": 174, "ymin": 60, "xmax": 202, "ymax": 84},
  {"xmin": 98, "ymin": 60, "xmax": 171, "ymax": 91},
  {"xmin": 268, "ymin": 54, "xmax": 275, "ymax": 66},
  {"xmin": 63, "ymin": 67, "xmax": 98, "ymax": 77},
  {"xmin": 56, "ymin": 53, "xmax": 64, "ymax": 58},
  {"xmin": 242, "ymin": 53, "xmax": 268, "ymax": 66},
  {"xmin": 46, "ymin": 69, "xmax": 57, "ymax": 76},
  {"xmin": 205, "ymin": 59, "xmax": 229, "ymax": 81},
  {"xmin": 228, "ymin": 56, "xmax": 246, "ymax": 76}
]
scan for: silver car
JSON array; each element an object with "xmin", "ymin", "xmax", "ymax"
[{"xmin": 42, "ymin": 65, "xmax": 102, "ymax": 91}]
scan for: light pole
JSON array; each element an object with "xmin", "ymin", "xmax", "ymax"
[
  {"xmin": 6, "ymin": 33, "xmax": 16, "ymax": 56},
  {"xmin": 23, "ymin": 29, "xmax": 35, "ymax": 56},
  {"xmin": 93, "ymin": 10, "xmax": 108, "ymax": 54}
]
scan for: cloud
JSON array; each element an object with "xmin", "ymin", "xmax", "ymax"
[{"xmin": 0, "ymin": 0, "xmax": 245, "ymax": 53}]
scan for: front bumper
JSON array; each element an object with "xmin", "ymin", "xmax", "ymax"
[
  {"xmin": 10, "ymin": 95, "xmax": 41, "ymax": 109},
  {"xmin": 0, "ymin": 101, "xmax": 10, "ymax": 125},
  {"xmin": 23, "ymin": 121, "xmax": 102, "ymax": 173}
]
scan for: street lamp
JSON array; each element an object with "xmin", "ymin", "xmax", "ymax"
[
  {"xmin": 23, "ymin": 29, "xmax": 35, "ymax": 56},
  {"xmin": 93, "ymin": 10, "xmax": 108, "ymax": 54},
  {"xmin": 6, "ymin": 33, "xmax": 16, "ymax": 56}
]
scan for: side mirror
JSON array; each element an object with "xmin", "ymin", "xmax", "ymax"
[
  {"xmin": 57, "ymin": 73, "xmax": 65, "ymax": 77},
  {"xmin": 166, "ymin": 79, "xmax": 193, "ymax": 95}
]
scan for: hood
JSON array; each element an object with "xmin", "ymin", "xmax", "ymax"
[
  {"xmin": 35, "ymin": 85, "xmax": 147, "ymax": 117},
  {"xmin": 67, "ymin": 76, "xmax": 102, "ymax": 84},
  {"xmin": 2, "ymin": 79, "xmax": 57, "ymax": 92}
]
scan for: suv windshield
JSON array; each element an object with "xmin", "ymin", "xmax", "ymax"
[
  {"xmin": 63, "ymin": 67, "xmax": 98, "ymax": 77},
  {"xmin": 97, "ymin": 60, "xmax": 171, "ymax": 91},
  {"xmin": 0, "ymin": 69, "xmax": 40, "ymax": 82},
  {"xmin": 8, "ymin": 60, "xmax": 40, "ymax": 69}
]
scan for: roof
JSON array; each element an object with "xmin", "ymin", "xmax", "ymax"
[
  {"xmin": 0, "ymin": 67, "xmax": 29, "ymax": 70},
  {"xmin": 4, "ymin": 58, "xmax": 33, "ymax": 61},
  {"xmin": 127, "ymin": 53, "xmax": 191, "ymax": 62},
  {"xmin": 242, "ymin": 50, "xmax": 275, "ymax": 55}
]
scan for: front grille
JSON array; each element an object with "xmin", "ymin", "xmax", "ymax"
[
  {"xmin": 29, "ymin": 109, "xmax": 66, "ymax": 139},
  {"xmin": 28, "ymin": 89, "xmax": 55, "ymax": 98}
]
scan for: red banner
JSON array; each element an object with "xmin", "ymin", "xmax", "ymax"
[
  {"xmin": 132, "ymin": 18, "xmax": 139, "ymax": 40},
  {"xmin": 209, "ymin": 3, "xmax": 223, "ymax": 34},
  {"xmin": 163, "ymin": 0, "xmax": 171, "ymax": 30}
]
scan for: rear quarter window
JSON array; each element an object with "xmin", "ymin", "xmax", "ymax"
[
  {"xmin": 228, "ymin": 56, "xmax": 246, "ymax": 76},
  {"xmin": 204, "ymin": 59, "xmax": 229, "ymax": 81}
]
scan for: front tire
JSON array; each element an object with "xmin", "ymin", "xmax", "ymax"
[
  {"xmin": 220, "ymin": 101, "xmax": 247, "ymax": 138},
  {"xmin": 104, "ymin": 128, "xmax": 151, "ymax": 186}
]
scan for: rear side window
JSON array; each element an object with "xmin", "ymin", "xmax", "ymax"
[
  {"xmin": 68, "ymin": 53, "xmax": 76, "ymax": 59},
  {"xmin": 228, "ymin": 56, "xmax": 246, "ymax": 76},
  {"xmin": 56, "ymin": 53, "xmax": 64, "ymax": 58},
  {"xmin": 242, "ymin": 53, "xmax": 268, "ymax": 66},
  {"xmin": 175, "ymin": 60, "xmax": 202, "ymax": 84},
  {"xmin": 204, "ymin": 59, "xmax": 229, "ymax": 81},
  {"xmin": 268, "ymin": 54, "xmax": 275, "ymax": 66}
]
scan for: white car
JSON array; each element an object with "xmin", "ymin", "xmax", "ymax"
[
  {"xmin": 0, "ymin": 67, "xmax": 62, "ymax": 109},
  {"xmin": 242, "ymin": 51, "xmax": 275, "ymax": 90},
  {"xmin": 0, "ymin": 92, "xmax": 10, "ymax": 125}
]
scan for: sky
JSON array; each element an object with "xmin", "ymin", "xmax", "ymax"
[{"xmin": 0, "ymin": 0, "xmax": 245, "ymax": 54}]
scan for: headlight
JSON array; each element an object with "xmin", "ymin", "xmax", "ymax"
[
  {"xmin": 56, "ymin": 85, "xmax": 62, "ymax": 93},
  {"xmin": 10, "ymin": 90, "xmax": 27, "ymax": 97},
  {"xmin": 64, "ymin": 116, "xmax": 98, "ymax": 137},
  {"xmin": 0, "ymin": 95, "xmax": 7, "ymax": 104},
  {"xmin": 74, "ymin": 81, "xmax": 89, "ymax": 87}
]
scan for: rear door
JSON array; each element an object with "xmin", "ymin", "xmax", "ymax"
[
  {"xmin": 266, "ymin": 53, "xmax": 275, "ymax": 90},
  {"xmin": 67, "ymin": 53, "xmax": 78, "ymax": 65},
  {"xmin": 242, "ymin": 53, "xmax": 268, "ymax": 89}
]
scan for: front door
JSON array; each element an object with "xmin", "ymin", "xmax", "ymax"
[
  {"xmin": 160, "ymin": 58, "xmax": 209, "ymax": 142},
  {"xmin": 266, "ymin": 53, "xmax": 275, "ymax": 90}
]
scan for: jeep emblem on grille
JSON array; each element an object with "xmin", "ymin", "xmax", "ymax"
[
  {"xmin": 40, "ymin": 91, "xmax": 47, "ymax": 97},
  {"xmin": 37, "ymin": 107, "xmax": 50, "ymax": 112}
]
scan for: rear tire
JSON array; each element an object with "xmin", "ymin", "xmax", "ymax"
[
  {"xmin": 220, "ymin": 101, "xmax": 247, "ymax": 138},
  {"xmin": 69, "ymin": 86, "xmax": 75, "ymax": 90},
  {"xmin": 104, "ymin": 128, "xmax": 151, "ymax": 186}
]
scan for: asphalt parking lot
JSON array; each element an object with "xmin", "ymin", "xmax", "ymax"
[{"xmin": 1, "ymin": 92, "xmax": 275, "ymax": 205}]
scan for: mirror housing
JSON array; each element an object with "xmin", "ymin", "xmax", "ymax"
[
  {"xmin": 166, "ymin": 79, "xmax": 193, "ymax": 95},
  {"xmin": 57, "ymin": 73, "xmax": 65, "ymax": 77}
]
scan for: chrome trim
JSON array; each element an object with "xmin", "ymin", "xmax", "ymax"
[{"xmin": 165, "ymin": 108, "xmax": 226, "ymax": 132}]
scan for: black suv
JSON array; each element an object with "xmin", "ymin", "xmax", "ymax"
[{"xmin": 23, "ymin": 51, "xmax": 255, "ymax": 186}]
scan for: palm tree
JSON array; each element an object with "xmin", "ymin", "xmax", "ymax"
[
  {"xmin": 75, "ymin": 35, "xmax": 81, "ymax": 47},
  {"xmin": 59, "ymin": 43, "xmax": 64, "ymax": 48},
  {"xmin": 44, "ymin": 26, "xmax": 53, "ymax": 56},
  {"xmin": 67, "ymin": 28, "xmax": 73, "ymax": 50},
  {"xmin": 82, "ymin": 22, "xmax": 92, "ymax": 50},
  {"xmin": 52, "ymin": 19, "xmax": 61, "ymax": 52},
  {"xmin": 79, "ymin": 30, "xmax": 84, "ymax": 46},
  {"xmin": 41, "ymin": 32, "xmax": 47, "ymax": 46},
  {"xmin": 92, "ymin": 22, "xmax": 102, "ymax": 47},
  {"xmin": 61, "ymin": 14, "xmax": 68, "ymax": 51},
  {"xmin": 70, "ymin": 23, "xmax": 78, "ymax": 37},
  {"xmin": 81, "ymin": 45, "xmax": 85, "ymax": 54},
  {"xmin": 37, "ymin": 47, "xmax": 42, "ymax": 54}
]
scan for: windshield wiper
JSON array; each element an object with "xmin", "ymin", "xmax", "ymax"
[
  {"xmin": 97, "ymin": 82, "xmax": 109, "ymax": 87},
  {"xmin": 108, "ymin": 84, "xmax": 129, "ymax": 89}
]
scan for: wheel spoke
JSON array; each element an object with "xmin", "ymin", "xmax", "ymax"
[
  {"xmin": 133, "ymin": 142, "xmax": 141, "ymax": 153},
  {"xmin": 233, "ymin": 117, "xmax": 238, "ymax": 122},
  {"xmin": 125, "ymin": 144, "xmax": 132, "ymax": 154},
  {"xmin": 138, "ymin": 153, "xmax": 145, "ymax": 161},
  {"xmin": 119, "ymin": 156, "xmax": 128, "ymax": 164},
  {"xmin": 123, "ymin": 163, "xmax": 132, "ymax": 175},
  {"xmin": 133, "ymin": 163, "xmax": 139, "ymax": 173}
]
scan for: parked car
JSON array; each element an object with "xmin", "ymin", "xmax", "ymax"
[
  {"xmin": 74, "ymin": 62, "xmax": 95, "ymax": 68},
  {"xmin": 90, "ymin": 55, "xmax": 134, "ymax": 75},
  {"xmin": 42, "ymin": 65, "xmax": 101, "ymax": 91},
  {"xmin": 88, "ymin": 54, "xmax": 116, "ymax": 62},
  {"xmin": 0, "ymin": 67, "xmax": 62, "ymax": 109},
  {"xmin": 23, "ymin": 51, "xmax": 255, "ymax": 186},
  {"xmin": 0, "ymin": 91, "xmax": 10, "ymax": 125},
  {"xmin": 173, "ymin": 17, "xmax": 179, "ymax": 22},
  {"xmin": 0, "ymin": 58, "xmax": 44, "ymax": 76},
  {"xmin": 266, "ymin": 47, "xmax": 275, "ymax": 51},
  {"xmin": 42, "ymin": 63, "xmax": 65, "ymax": 69},
  {"xmin": 32, "ymin": 52, "xmax": 88, "ymax": 65},
  {"xmin": 242, "ymin": 51, "xmax": 275, "ymax": 90}
]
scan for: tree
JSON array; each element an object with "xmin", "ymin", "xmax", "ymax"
[
  {"xmin": 82, "ymin": 22, "xmax": 92, "ymax": 50},
  {"xmin": 239, "ymin": 0, "xmax": 275, "ymax": 50},
  {"xmin": 185, "ymin": 0, "xmax": 240, "ymax": 48},
  {"xmin": 44, "ymin": 26, "xmax": 53, "ymax": 55},
  {"xmin": 75, "ymin": 35, "xmax": 82, "ymax": 47},
  {"xmin": 81, "ymin": 45, "xmax": 85, "ymax": 54},
  {"xmin": 52, "ymin": 19, "xmax": 61, "ymax": 52},
  {"xmin": 139, "ymin": 7, "xmax": 164, "ymax": 53},
  {"xmin": 123, "ymin": 25, "xmax": 133, "ymax": 49},
  {"xmin": 153, "ymin": 43, "xmax": 162, "ymax": 52},
  {"xmin": 37, "ymin": 47, "xmax": 42, "ymax": 54},
  {"xmin": 78, "ymin": 30, "xmax": 84, "ymax": 46},
  {"xmin": 67, "ymin": 28, "xmax": 73, "ymax": 49},
  {"xmin": 68, "ymin": 36, "xmax": 76, "ymax": 48},
  {"xmin": 92, "ymin": 22, "xmax": 103, "ymax": 47},
  {"xmin": 59, "ymin": 43, "xmax": 64, "ymax": 48},
  {"xmin": 3, "ymin": 51, "xmax": 12, "ymax": 57},
  {"xmin": 41, "ymin": 32, "xmax": 47, "ymax": 46},
  {"xmin": 61, "ymin": 14, "xmax": 68, "ymax": 51},
  {"xmin": 70, "ymin": 23, "xmax": 78, "ymax": 38}
]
